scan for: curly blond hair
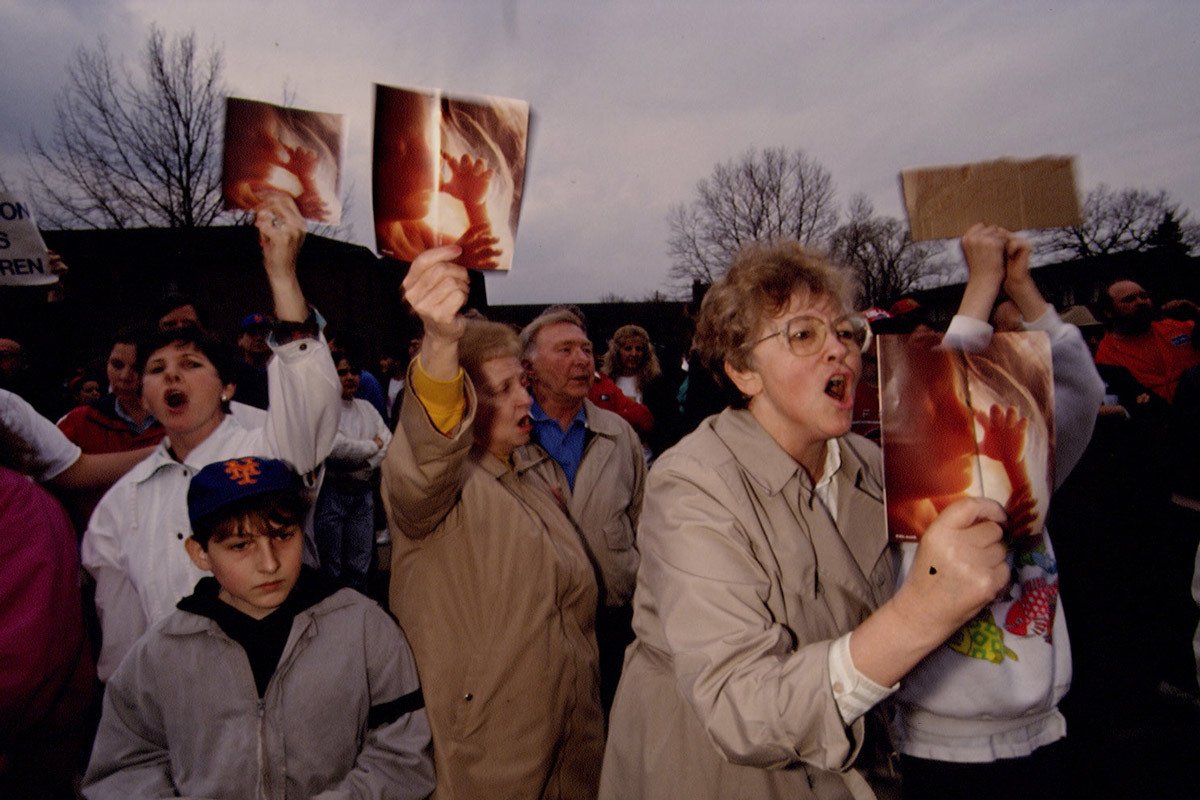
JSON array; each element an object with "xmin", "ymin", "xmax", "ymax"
[{"xmin": 693, "ymin": 240, "xmax": 856, "ymax": 378}]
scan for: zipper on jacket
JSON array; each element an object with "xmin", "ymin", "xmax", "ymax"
[{"xmin": 257, "ymin": 697, "xmax": 270, "ymax": 800}]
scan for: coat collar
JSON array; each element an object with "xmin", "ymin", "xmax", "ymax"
[
  {"xmin": 711, "ymin": 408, "xmax": 888, "ymax": 602},
  {"xmin": 512, "ymin": 399, "xmax": 619, "ymax": 475},
  {"xmin": 161, "ymin": 581, "xmax": 358, "ymax": 638},
  {"xmin": 710, "ymin": 409, "xmax": 880, "ymax": 500},
  {"xmin": 710, "ymin": 408, "xmax": 809, "ymax": 495},
  {"xmin": 128, "ymin": 415, "xmax": 248, "ymax": 484}
]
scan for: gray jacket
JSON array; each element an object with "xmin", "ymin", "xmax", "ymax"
[
  {"xmin": 516, "ymin": 399, "xmax": 646, "ymax": 607},
  {"xmin": 83, "ymin": 587, "xmax": 435, "ymax": 800}
]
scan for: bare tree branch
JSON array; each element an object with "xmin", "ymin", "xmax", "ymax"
[
  {"xmin": 24, "ymin": 26, "xmax": 226, "ymax": 229},
  {"xmin": 666, "ymin": 147, "xmax": 839, "ymax": 292},
  {"xmin": 829, "ymin": 194, "xmax": 942, "ymax": 309},
  {"xmin": 1037, "ymin": 184, "xmax": 1200, "ymax": 259}
]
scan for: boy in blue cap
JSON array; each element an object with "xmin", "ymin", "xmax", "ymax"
[{"xmin": 83, "ymin": 456, "xmax": 436, "ymax": 799}]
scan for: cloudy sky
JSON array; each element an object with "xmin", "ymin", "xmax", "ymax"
[{"xmin": 2, "ymin": 1, "xmax": 1198, "ymax": 304}]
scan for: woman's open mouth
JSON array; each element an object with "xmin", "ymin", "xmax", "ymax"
[
  {"xmin": 164, "ymin": 389, "xmax": 187, "ymax": 410},
  {"xmin": 825, "ymin": 375, "xmax": 848, "ymax": 401}
]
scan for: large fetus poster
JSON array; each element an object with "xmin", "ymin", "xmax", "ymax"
[
  {"xmin": 372, "ymin": 83, "xmax": 530, "ymax": 271},
  {"xmin": 879, "ymin": 331, "xmax": 1055, "ymax": 544}
]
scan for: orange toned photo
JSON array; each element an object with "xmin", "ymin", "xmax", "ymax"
[
  {"xmin": 372, "ymin": 83, "xmax": 529, "ymax": 271},
  {"xmin": 879, "ymin": 331, "xmax": 1054, "ymax": 543},
  {"xmin": 222, "ymin": 97, "xmax": 346, "ymax": 223}
]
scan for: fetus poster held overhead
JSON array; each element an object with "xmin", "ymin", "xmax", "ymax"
[
  {"xmin": 222, "ymin": 97, "xmax": 348, "ymax": 224},
  {"xmin": 373, "ymin": 83, "xmax": 530, "ymax": 271}
]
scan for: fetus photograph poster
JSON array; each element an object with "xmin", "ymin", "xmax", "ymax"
[
  {"xmin": 878, "ymin": 331, "xmax": 1056, "ymax": 544},
  {"xmin": 222, "ymin": 97, "xmax": 348, "ymax": 224},
  {"xmin": 372, "ymin": 83, "xmax": 530, "ymax": 271}
]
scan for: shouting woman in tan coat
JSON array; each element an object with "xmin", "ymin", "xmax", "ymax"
[
  {"xmin": 599, "ymin": 241, "xmax": 1012, "ymax": 800},
  {"xmin": 383, "ymin": 244, "xmax": 605, "ymax": 799}
]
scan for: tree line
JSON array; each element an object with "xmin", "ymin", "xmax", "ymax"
[
  {"xmin": 668, "ymin": 147, "xmax": 1200, "ymax": 308},
  {"xmin": 15, "ymin": 26, "xmax": 1199, "ymax": 309}
]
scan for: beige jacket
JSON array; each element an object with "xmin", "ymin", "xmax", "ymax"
[
  {"xmin": 383, "ymin": 379, "xmax": 605, "ymax": 800},
  {"xmin": 516, "ymin": 399, "xmax": 646, "ymax": 607},
  {"xmin": 599, "ymin": 409, "xmax": 900, "ymax": 800}
]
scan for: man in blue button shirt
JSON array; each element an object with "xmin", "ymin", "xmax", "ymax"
[{"xmin": 518, "ymin": 306, "xmax": 646, "ymax": 715}]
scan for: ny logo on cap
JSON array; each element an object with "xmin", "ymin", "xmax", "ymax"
[{"xmin": 223, "ymin": 457, "xmax": 262, "ymax": 486}]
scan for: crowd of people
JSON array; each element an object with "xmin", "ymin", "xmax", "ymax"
[{"xmin": 2, "ymin": 197, "xmax": 1198, "ymax": 799}]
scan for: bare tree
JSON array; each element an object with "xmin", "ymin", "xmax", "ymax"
[
  {"xmin": 1040, "ymin": 184, "xmax": 1200, "ymax": 259},
  {"xmin": 667, "ymin": 147, "xmax": 839, "ymax": 290},
  {"xmin": 828, "ymin": 194, "xmax": 942, "ymax": 309},
  {"xmin": 26, "ymin": 26, "xmax": 226, "ymax": 229}
]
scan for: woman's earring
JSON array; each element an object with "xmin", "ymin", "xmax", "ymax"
[{"xmin": 220, "ymin": 394, "xmax": 228, "ymax": 403}]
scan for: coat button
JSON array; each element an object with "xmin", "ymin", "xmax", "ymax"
[
  {"xmin": 299, "ymin": 342, "xmax": 307, "ymax": 351},
  {"xmin": 463, "ymin": 693, "xmax": 473, "ymax": 701},
  {"xmin": 176, "ymin": 532, "xmax": 184, "ymax": 540}
]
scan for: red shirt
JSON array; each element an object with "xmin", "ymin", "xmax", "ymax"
[
  {"xmin": 1096, "ymin": 319, "xmax": 1200, "ymax": 403},
  {"xmin": 588, "ymin": 372, "xmax": 653, "ymax": 435},
  {"xmin": 57, "ymin": 395, "xmax": 165, "ymax": 454}
]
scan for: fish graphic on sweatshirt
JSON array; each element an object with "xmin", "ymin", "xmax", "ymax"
[{"xmin": 1004, "ymin": 577, "xmax": 1058, "ymax": 641}]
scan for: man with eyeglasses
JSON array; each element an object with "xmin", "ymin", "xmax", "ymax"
[{"xmin": 1096, "ymin": 279, "xmax": 1199, "ymax": 403}]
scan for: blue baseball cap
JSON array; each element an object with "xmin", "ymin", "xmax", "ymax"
[
  {"xmin": 240, "ymin": 312, "xmax": 272, "ymax": 331},
  {"xmin": 187, "ymin": 457, "xmax": 301, "ymax": 531}
]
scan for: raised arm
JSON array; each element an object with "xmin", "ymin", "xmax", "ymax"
[
  {"xmin": 405, "ymin": 244, "xmax": 470, "ymax": 381},
  {"xmin": 956, "ymin": 223, "xmax": 1009, "ymax": 323},
  {"xmin": 255, "ymin": 192, "xmax": 309, "ymax": 323},
  {"xmin": 1000, "ymin": 233, "xmax": 1104, "ymax": 483},
  {"xmin": 252, "ymin": 194, "xmax": 341, "ymax": 473},
  {"xmin": 380, "ymin": 245, "xmax": 475, "ymax": 540}
]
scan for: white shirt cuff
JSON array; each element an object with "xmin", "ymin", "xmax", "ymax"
[
  {"xmin": 942, "ymin": 314, "xmax": 993, "ymax": 353},
  {"xmin": 829, "ymin": 633, "xmax": 899, "ymax": 725},
  {"xmin": 1020, "ymin": 303, "xmax": 1058, "ymax": 332}
]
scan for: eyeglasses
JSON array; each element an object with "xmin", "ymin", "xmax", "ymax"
[
  {"xmin": 750, "ymin": 313, "xmax": 872, "ymax": 357},
  {"xmin": 336, "ymin": 367, "xmax": 360, "ymax": 377}
]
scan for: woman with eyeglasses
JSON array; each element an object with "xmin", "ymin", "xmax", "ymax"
[{"xmin": 600, "ymin": 240, "xmax": 1011, "ymax": 800}]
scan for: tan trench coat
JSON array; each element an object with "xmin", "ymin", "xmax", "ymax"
[
  {"xmin": 383, "ymin": 379, "xmax": 605, "ymax": 800},
  {"xmin": 515, "ymin": 399, "xmax": 646, "ymax": 608},
  {"xmin": 599, "ymin": 409, "xmax": 900, "ymax": 800}
]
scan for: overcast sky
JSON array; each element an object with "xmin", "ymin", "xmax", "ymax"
[{"xmin": 2, "ymin": 1, "xmax": 1198, "ymax": 304}]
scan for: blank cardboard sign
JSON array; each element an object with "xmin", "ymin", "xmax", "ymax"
[{"xmin": 900, "ymin": 156, "xmax": 1081, "ymax": 242}]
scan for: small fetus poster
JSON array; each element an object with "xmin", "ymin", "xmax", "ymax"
[
  {"xmin": 372, "ymin": 83, "xmax": 530, "ymax": 271},
  {"xmin": 878, "ymin": 331, "xmax": 1055, "ymax": 543},
  {"xmin": 222, "ymin": 97, "xmax": 348, "ymax": 223}
]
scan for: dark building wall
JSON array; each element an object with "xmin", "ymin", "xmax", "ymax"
[
  {"xmin": 2, "ymin": 227, "xmax": 416, "ymax": 375},
  {"xmin": 9, "ymin": 226, "xmax": 1194, "ymax": 395}
]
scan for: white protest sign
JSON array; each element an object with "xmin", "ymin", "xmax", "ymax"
[{"xmin": 0, "ymin": 195, "xmax": 55, "ymax": 287}]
